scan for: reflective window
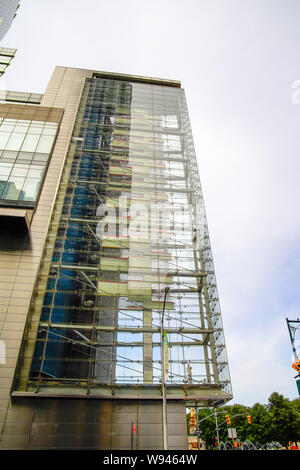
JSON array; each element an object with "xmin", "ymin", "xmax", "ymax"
[
  {"xmin": 21, "ymin": 134, "xmax": 39, "ymax": 152},
  {"xmin": 0, "ymin": 117, "xmax": 58, "ymax": 207},
  {"xmin": 0, "ymin": 55, "xmax": 12, "ymax": 64},
  {"xmin": 13, "ymin": 78, "xmax": 232, "ymax": 400}
]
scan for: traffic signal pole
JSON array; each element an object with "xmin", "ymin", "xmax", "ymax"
[
  {"xmin": 197, "ymin": 410, "xmax": 252, "ymax": 449},
  {"xmin": 214, "ymin": 409, "xmax": 220, "ymax": 449}
]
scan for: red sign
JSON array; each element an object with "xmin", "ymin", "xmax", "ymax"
[{"xmin": 132, "ymin": 424, "xmax": 137, "ymax": 434}]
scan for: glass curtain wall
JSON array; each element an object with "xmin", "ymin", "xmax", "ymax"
[
  {"xmin": 14, "ymin": 77, "xmax": 231, "ymax": 396},
  {"xmin": 0, "ymin": 117, "xmax": 58, "ymax": 207},
  {"xmin": 0, "ymin": 48, "xmax": 16, "ymax": 77}
]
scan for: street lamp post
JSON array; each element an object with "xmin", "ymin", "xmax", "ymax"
[
  {"xmin": 214, "ymin": 408, "xmax": 220, "ymax": 450},
  {"xmin": 161, "ymin": 287, "xmax": 170, "ymax": 450}
]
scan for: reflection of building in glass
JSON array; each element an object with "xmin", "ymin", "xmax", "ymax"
[
  {"xmin": 0, "ymin": 179, "xmax": 25, "ymax": 200},
  {"xmin": 0, "ymin": 108, "xmax": 60, "ymax": 208},
  {"xmin": 0, "ymin": 1, "xmax": 20, "ymax": 41},
  {"xmin": 0, "ymin": 67, "xmax": 232, "ymax": 450}
]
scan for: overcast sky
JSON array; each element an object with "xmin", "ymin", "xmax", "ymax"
[{"xmin": 2, "ymin": 0, "xmax": 300, "ymax": 406}]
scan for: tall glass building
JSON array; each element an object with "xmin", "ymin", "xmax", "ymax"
[
  {"xmin": 0, "ymin": 1, "xmax": 20, "ymax": 41},
  {"xmin": 0, "ymin": 67, "xmax": 232, "ymax": 450}
]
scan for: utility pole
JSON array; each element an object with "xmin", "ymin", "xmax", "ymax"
[
  {"xmin": 161, "ymin": 287, "xmax": 170, "ymax": 450},
  {"xmin": 214, "ymin": 408, "xmax": 220, "ymax": 450}
]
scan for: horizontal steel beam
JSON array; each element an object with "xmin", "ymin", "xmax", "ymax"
[
  {"xmin": 12, "ymin": 382, "xmax": 232, "ymax": 404},
  {"xmin": 39, "ymin": 322, "xmax": 215, "ymax": 335}
]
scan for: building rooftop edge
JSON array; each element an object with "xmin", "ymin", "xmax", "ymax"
[{"xmin": 55, "ymin": 65, "xmax": 182, "ymax": 88}]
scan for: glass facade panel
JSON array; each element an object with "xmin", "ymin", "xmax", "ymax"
[
  {"xmin": 14, "ymin": 76, "xmax": 231, "ymax": 402},
  {"xmin": 6, "ymin": 132, "xmax": 25, "ymax": 150},
  {"xmin": 0, "ymin": 117, "xmax": 58, "ymax": 207},
  {"xmin": 3, "ymin": 175, "xmax": 24, "ymax": 199},
  {"xmin": 0, "ymin": 54, "xmax": 11, "ymax": 64},
  {"xmin": 21, "ymin": 134, "xmax": 40, "ymax": 152},
  {"xmin": 20, "ymin": 177, "xmax": 41, "ymax": 201},
  {"xmin": 0, "ymin": 131, "xmax": 10, "ymax": 147},
  {"xmin": 1, "ymin": 91, "xmax": 43, "ymax": 105},
  {"xmin": 36, "ymin": 134, "xmax": 54, "ymax": 153}
]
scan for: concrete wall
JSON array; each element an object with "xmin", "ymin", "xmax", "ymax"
[{"xmin": 0, "ymin": 398, "xmax": 187, "ymax": 450}]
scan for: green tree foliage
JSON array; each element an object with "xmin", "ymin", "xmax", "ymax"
[
  {"xmin": 189, "ymin": 392, "xmax": 300, "ymax": 448},
  {"xmin": 248, "ymin": 402, "xmax": 272, "ymax": 443},
  {"xmin": 267, "ymin": 392, "xmax": 300, "ymax": 443}
]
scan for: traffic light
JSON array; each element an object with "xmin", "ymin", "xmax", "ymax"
[
  {"xmin": 225, "ymin": 414, "xmax": 231, "ymax": 425},
  {"xmin": 247, "ymin": 415, "xmax": 252, "ymax": 424},
  {"xmin": 190, "ymin": 416, "xmax": 196, "ymax": 426},
  {"xmin": 190, "ymin": 408, "xmax": 196, "ymax": 426}
]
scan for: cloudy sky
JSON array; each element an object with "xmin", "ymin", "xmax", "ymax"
[{"xmin": 2, "ymin": 0, "xmax": 300, "ymax": 406}]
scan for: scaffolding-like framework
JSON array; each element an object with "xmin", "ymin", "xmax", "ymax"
[
  {"xmin": 286, "ymin": 317, "xmax": 300, "ymax": 396},
  {"xmin": 13, "ymin": 76, "xmax": 232, "ymax": 405}
]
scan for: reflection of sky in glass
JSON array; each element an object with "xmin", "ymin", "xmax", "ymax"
[{"xmin": 20, "ymin": 78, "xmax": 231, "ymax": 399}]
